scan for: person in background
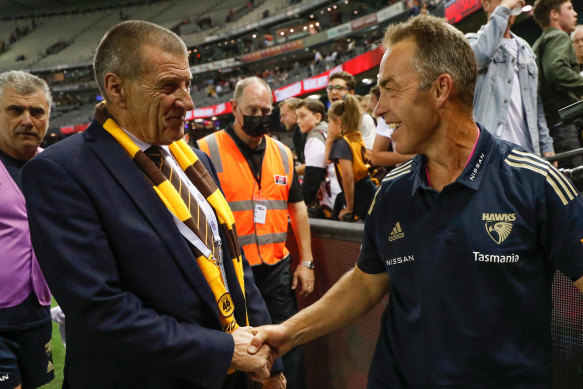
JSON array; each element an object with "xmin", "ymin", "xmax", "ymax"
[
  {"xmin": 467, "ymin": 0, "xmax": 555, "ymax": 160},
  {"xmin": 278, "ymin": 98, "xmax": 306, "ymax": 175},
  {"xmin": 198, "ymin": 77, "xmax": 313, "ymax": 389},
  {"xmin": 250, "ymin": 14, "xmax": 583, "ymax": 388},
  {"xmin": 327, "ymin": 71, "xmax": 376, "ymax": 150},
  {"xmin": 533, "ymin": 0, "xmax": 583, "ymax": 167},
  {"xmin": 571, "ymin": 25, "xmax": 583, "ymax": 68},
  {"xmin": 0, "ymin": 70, "xmax": 54, "ymax": 389},
  {"xmin": 326, "ymin": 95, "xmax": 377, "ymax": 222},
  {"xmin": 295, "ymin": 98, "xmax": 341, "ymax": 218},
  {"xmin": 368, "ymin": 85, "xmax": 415, "ymax": 169}
]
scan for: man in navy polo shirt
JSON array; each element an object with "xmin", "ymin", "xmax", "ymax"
[{"xmin": 250, "ymin": 14, "xmax": 583, "ymax": 388}]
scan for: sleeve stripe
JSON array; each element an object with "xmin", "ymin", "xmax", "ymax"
[
  {"xmin": 510, "ymin": 150, "xmax": 578, "ymax": 195},
  {"xmin": 382, "ymin": 169, "xmax": 411, "ymax": 182},
  {"xmin": 387, "ymin": 160, "xmax": 413, "ymax": 175},
  {"xmin": 546, "ymin": 176, "xmax": 569, "ymax": 205},
  {"xmin": 504, "ymin": 159, "xmax": 572, "ymax": 206},
  {"xmin": 508, "ymin": 153, "xmax": 577, "ymax": 200}
]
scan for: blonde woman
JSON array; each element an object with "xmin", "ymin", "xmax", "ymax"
[{"xmin": 326, "ymin": 95, "xmax": 377, "ymax": 221}]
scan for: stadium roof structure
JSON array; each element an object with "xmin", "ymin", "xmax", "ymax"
[{"xmin": 0, "ymin": 0, "xmax": 167, "ymax": 19}]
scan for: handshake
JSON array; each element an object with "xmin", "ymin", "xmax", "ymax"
[{"xmin": 229, "ymin": 324, "xmax": 293, "ymax": 388}]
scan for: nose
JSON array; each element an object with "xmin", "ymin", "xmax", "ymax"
[
  {"xmin": 20, "ymin": 110, "xmax": 33, "ymax": 127},
  {"xmin": 374, "ymin": 94, "xmax": 388, "ymax": 120},
  {"xmin": 176, "ymin": 88, "xmax": 194, "ymax": 112}
]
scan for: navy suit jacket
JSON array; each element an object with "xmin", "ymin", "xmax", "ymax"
[{"xmin": 22, "ymin": 121, "xmax": 278, "ymax": 389}]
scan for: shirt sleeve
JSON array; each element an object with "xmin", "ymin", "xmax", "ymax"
[
  {"xmin": 540, "ymin": 165, "xmax": 583, "ymax": 281},
  {"xmin": 287, "ymin": 169, "xmax": 304, "ymax": 203},
  {"xmin": 374, "ymin": 117, "xmax": 392, "ymax": 138},
  {"xmin": 304, "ymin": 137, "xmax": 326, "ymax": 169},
  {"xmin": 360, "ymin": 114, "xmax": 376, "ymax": 150},
  {"xmin": 329, "ymin": 138, "xmax": 352, "ymax": 162}
]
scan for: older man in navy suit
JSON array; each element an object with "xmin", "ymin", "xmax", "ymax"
[{"xmin": 21, "ymin": 20, "xmax": 283, "ymax": 389}]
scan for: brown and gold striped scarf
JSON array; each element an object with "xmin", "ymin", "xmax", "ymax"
[{"xmin": 95, "ymin": 102, "xmax": 248, "ymax": 333}]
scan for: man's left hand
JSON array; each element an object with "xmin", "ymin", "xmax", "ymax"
[{"xmin": 292, "ymin": 263, "xmax": 315, "ymax": 296}]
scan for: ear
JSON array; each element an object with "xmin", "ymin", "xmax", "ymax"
[
  {"xmin": 349, "ymin": 89, "xmax": 355, "ymax": 95},
  {"xmin": 103, "ymin": 72, "xmax": 127, "ymax": 109},
  {"xmin": 433, "ymin": 74, "xmax": 453, "ymax": 110},
  {"xmin": 315, "ymin": 112, "xmax": 322, "ymax": 123}
]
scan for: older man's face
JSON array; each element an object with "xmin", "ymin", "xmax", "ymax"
[
  {"xmin": 0, "ymin": 86, "xmax": 49, "ymax": 160},
  {"xmin": 122, "ymin": 45, "xmax": 194, "ymax": 145},
  {"xmin": 573, "ymin": 28, "xmax": 583, "ymax": 63}
]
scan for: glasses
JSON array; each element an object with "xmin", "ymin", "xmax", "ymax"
[{"xmin": 327, "ymin": 85, "xmax": 351, "ymax": 92}]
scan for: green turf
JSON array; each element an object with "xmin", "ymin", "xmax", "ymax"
[{"xmin": 39, "ymin": 300, "xmax": 65, "ymax": 389}]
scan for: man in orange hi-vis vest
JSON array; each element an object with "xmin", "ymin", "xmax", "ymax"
[{"xmin": 199, "ymin": 77, "xmax": 314, "ymax": 389}]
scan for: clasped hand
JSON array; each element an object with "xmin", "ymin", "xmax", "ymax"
[{"xmin": 230, "ymin": 326, "xmax": 274, "ymax": 382}]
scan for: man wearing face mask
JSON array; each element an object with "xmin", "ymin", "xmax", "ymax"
[{"xmin": 198, "ymin": 77, "xmax": 313, "ymax": 389}]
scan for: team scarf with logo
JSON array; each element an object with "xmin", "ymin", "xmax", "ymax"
[{"xmin": 94, "ymin": 102, "xmax": 248, "ymax": 334}]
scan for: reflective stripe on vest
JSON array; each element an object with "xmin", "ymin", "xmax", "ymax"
[{"xmin": 198, "ymin": 131, "xmax": 293, "ymax": 266}]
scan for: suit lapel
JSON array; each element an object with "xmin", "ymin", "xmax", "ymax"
[{"xmin": 84, "ymin": 123, "xmax": 219, "ymax": 323}]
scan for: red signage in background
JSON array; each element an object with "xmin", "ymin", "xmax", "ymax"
[
  {"xmin": 190, "ymin": 102, "xmax": 233, "ymax": 119},
  {"xmin": 445, "ymin": 0, "xmax": 482, "ymax": 24},
  {"xmin": 59, "ymin": 123, "xmax": 90, "ymax": 134},
  {"xmin": 191, "ymin": 46, "xmax": 386, "ymax": 119}
]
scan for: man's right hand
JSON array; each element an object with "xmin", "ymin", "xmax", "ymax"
[
  {"xmin": 500, "ymin": 0, "xmax": 525, "ymax": 12},
  {"xmin": 248, "ymin": 324, "xmax": 293, "ymax": 359},
  {"xmin": 230, "ymin": 326, "xmax": 273, "ymax": 381}
]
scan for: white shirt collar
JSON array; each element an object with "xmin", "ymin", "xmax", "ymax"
[{"xmin": 120, "ymin": 127, "xmax": 171, "ymax": 156}]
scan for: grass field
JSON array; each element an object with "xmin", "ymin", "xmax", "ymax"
[{"xmin": 39, "ymin": 300, "xmax": 65, "ymax": 389}]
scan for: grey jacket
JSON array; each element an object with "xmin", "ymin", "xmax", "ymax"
[{"xmin": 467, "ymin": 6, "xmax": 554, "ymax": 155}]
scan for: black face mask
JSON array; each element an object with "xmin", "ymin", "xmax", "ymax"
[{"xmin": 241, "ymin": 114, "xmax": 271, "ymax": 137}]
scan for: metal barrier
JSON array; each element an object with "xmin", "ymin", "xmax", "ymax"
[{"xmin": 286, "ymin": 219, "xmax": 583, "ymax": 388}]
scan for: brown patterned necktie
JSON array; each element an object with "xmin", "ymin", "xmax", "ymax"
[{"xmin": 145, "ymin": 146, "xmax": 216, "ymax": 257}]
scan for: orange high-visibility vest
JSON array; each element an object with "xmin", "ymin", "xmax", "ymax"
[{"xmin": 198, "ymin": 130, "xmax": 293, "ymax": 266}]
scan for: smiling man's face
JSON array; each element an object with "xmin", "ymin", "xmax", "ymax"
[{"xmin": 0, "ymin": 86, "xmax": 49, "ymax": 160}]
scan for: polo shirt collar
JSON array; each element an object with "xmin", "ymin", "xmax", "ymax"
[{"xmin": 411, "ymin": 123, "xmax": 495, "ymax": 195}]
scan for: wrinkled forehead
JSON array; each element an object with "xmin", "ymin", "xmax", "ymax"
[{"xmin": 1, "ymin": 86, "xmax": 49, "ymax": 108}]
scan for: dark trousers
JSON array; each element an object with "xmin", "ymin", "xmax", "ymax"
[{"xmin": 251, "ymin": 256, "xmax": 307, "ymax": 389}]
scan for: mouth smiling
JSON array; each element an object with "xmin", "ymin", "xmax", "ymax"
[{"xmin": 387, "ymin": 122, "xmax": 402, "ymax": 130}]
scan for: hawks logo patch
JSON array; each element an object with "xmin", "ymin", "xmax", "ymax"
[{"xmin": 482, "ymin": 213, "xmax": 516, "ymax": 244}]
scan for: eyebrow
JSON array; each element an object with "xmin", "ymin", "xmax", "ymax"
[
  {"xmin": 378, "ymin": 76, "xmax": 395, "ymax": 89},
  {"xmin": 7, "ymin": 104, "xmax": 45, "ymax": 112}
]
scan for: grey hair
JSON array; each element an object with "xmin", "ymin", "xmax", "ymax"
[
  {"xmin": 94, "ymin": 20, "xmax": 188, "ymax": 100},
  {"xmin": 571, "ymin": 25, "xmax": 583, "ymax": 40},
  {"xmin": 233, "ymin": 76, "xmax": 272, "ymax": 103},
  {"xmin": 0, "ymin": 70, "xmax": 52, "ymax": 112}
]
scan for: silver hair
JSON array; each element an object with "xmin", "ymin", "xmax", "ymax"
[
  {"xmin": 233, "ymin": 76, "xmax": 272, "ymax": 103},
  {"xmin": 571, "ymin": 25, "xmax": 583, "ymax": 40},
  {"xmin": 94, "ymin": 20, "xmax": 188, "ymax": 100},
  {"xmin": 0, "ymin": 70, "xmax": 52, "ymax": 112}
]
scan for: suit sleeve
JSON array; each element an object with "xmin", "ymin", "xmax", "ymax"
[{"xmin": 22, "ymin": 155, "xmax": 234, "ymax": 386}]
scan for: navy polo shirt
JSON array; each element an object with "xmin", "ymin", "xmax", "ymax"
[{"xmin": 358, "ymin": 126, "xmax": 583, "ymax": 388}]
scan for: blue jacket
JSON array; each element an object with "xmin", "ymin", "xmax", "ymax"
[
  {"xmin": 467, "ymin": 5, "xmax": 554, "ymax": 156},
  {"xmin": 22, "ymin": 120, "xmax": 280, "ymax": 389}
]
